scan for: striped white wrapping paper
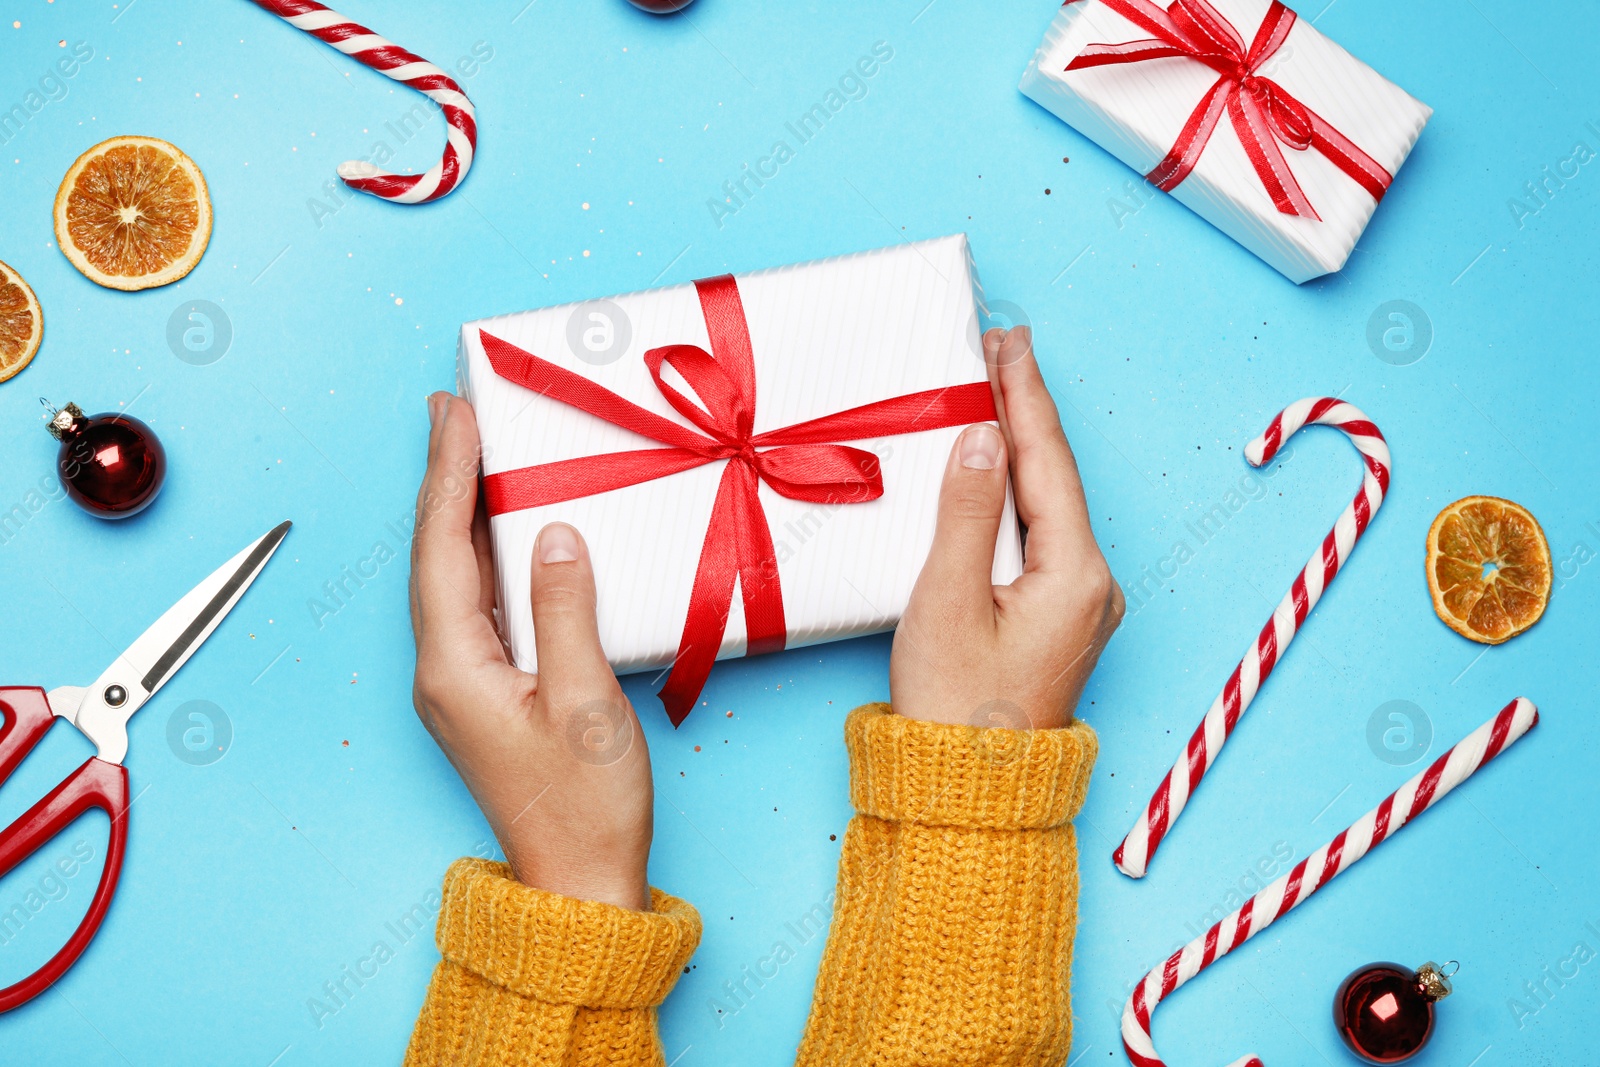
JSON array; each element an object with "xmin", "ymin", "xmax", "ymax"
[
  {"xmin": 458, "ymin": 235, "xmax": 1023, "ymax": 681},
  {"xmin": 1020, "ymin": 0, "xmax": 1432, "ymax": 282}
]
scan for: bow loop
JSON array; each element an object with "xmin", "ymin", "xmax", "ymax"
[
  {"xmin": 1252, "ymin": 78, "xmax": 1313, "ymax": 150},
  {"xmin": 643, "ymin": 342, "xmax": 755, "ymax": 446},
  {"xmin": 753, "ymin": 445, "xmax": 885, "ymax": 504}
]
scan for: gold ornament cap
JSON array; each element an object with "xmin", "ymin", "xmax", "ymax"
[
  {"xmin": 1415, "ymin": 960, "xmax": 1457, "ymax": 1002},
  {"xmin": 42, "ymin": 399, "xmax": 86, "ymax": 441}
]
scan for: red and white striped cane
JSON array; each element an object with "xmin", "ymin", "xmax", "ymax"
[
  {"xmin": 1115, "ymin": 398, "xmax": 1391, "ymax": 878},
  {"xmin": 1123, "ymin": 697, "xmax": 1539, "ymax": 1067},
  {"xmin": 248, "ymin": 0, "xmax": 477, "ymax": 203}
]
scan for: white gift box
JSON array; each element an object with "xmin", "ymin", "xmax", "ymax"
[
  {"xmin": 458, "ymin": 234, "xmax": 1022, "ymax": 717},
  {"xmin": 1020, "ymin": 0, "xmax": 1431, "ymax": 283}
]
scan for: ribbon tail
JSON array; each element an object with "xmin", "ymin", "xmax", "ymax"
[
  {"xmin": 1147, "ymin": 76, "xmax": 1233, "ymax": 191},
  {"xmin": 657, "ymin": 461, "xmax": 786, "ymax": 726},
  {"xmin": 1228, "ymin": 88, "xmax": 1320, "ymax": 219},
  {"xmin": 732, "ymin": 462, "xmax": 788, "ymax": 657},
  {"xmin": 658, "ymin": 463, "xmax": 743, "ymax": 726}
]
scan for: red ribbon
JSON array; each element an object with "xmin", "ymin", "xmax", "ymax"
[
  {"xmin": 1065, "ymin": 0, "xmax": 1391, "ymax": 220},
  {"xmin": 479, "ymin": 275, "xmax": 997, "ymax": 726}
]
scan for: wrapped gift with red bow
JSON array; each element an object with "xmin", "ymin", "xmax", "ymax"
[
  {"xmin": 458, "ymin": 235, "xmax": 1022, "ymax": 725},
  {"xmin": 1021, "ymin": 0, "xmax": 1431, "ymax": 282}
]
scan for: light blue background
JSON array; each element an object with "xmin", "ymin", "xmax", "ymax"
[{"xmin": 2, "ymin": 1, "xmax": 1596, "ymax": 1064}]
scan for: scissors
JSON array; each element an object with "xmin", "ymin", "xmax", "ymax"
[{"xmin": 0, "ymin": 521, "xmax": 290, "ymax": 1011}]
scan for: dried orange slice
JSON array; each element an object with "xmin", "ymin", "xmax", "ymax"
[
  {"xmin": 54, "ymin": 136, "xmax": 211, "ymax": 291},
  {"xmin": 0, "ymin": 260, "xmax": 43, "ymax": 383},
  {"xmin": 1426, "ymin": 495, "xmax": 1551, "ymax": 644}
]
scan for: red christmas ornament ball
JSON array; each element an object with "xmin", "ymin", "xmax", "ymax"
[
  {"xmin": 46, "ymin": 402, "xmax": 167, "ymax": 519},
  {"xmin": 626, "ymin": 0, "xmax": 696, "ymax": 12},
  {"xmin": 1333, "ymin": 961, "xmax": 1455, "ymax": 1064}
]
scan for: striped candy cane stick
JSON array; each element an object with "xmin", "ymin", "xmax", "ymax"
[
  {"xmin": 1115, "ymin": 398, "xmax": 1391, "ymax": 878},
  {"xmin": 248, "ymin": 0, "xmax": 477, "ymax": 203},
  {"xmin": 1123, "ymin": 697, "xmax": 1538, "ymax": 1067}
]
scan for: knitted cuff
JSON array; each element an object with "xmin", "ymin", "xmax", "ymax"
[
  {"xmin": 434, "ymin": 859, "xmax": 701, "ymax": 1010},
  {"xmin": 845, "ymin": 703, "xmax": 1098, "ymax": 830}
]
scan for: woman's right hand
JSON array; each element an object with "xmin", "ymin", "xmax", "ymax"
[{"xmin": 409, "ymin": 392, "xmax": 654, "ymax": 910}]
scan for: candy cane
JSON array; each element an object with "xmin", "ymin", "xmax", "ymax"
[
  {"xmin": 248, "ymin": 0, "xmax": 477, "ymax": 203},
  {"xmin": 1115, "ymin": 398, "xmax": 1391, "ymax": 878},
  {"xmin": 1123, "ymin": 697, "xmax": 1538, "ymax": 1067}
]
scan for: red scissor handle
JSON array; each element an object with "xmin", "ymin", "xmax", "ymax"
[{"xmin": 0, "ymin": 686, "xmax": 130, "ymax": 1013}]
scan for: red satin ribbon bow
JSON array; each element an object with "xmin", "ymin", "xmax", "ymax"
[
  {"xmin": 1066, "ymin": 0, "xmax": 1391, "ymax": 219},
  {"xmin": 479, "ymin": 274, "xmax": 997, "ymax": 726}
]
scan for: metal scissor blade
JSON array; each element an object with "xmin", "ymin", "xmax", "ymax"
[
  {"xmin": 73, "ymin": 521, "xmax": 291, "ymax": 762},
  {"xmin": 131, "ymin": 521, "xmax": 293, "ymax": 696}
]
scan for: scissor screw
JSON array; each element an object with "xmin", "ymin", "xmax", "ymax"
[{"xmin": 104, "ymin": 685, "xmax": 127, "ymax": 708}]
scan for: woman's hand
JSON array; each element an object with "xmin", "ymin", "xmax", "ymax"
[
  {"xmin": 409, "ymin": 393, "xmax": 653, "ymax": 910},
  {"xmin": 891, "ymin": 327, "xmax": 1123, "ymax": 731}
]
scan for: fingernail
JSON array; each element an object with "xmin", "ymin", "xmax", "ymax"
[
  {"xmin": 427, "ymin": 393, "xmax": 442, "ymax": 426},
  {"xmin": 538, "ymin": 523, "xmax": 581, "ymax": 564},
  {"xmin": 1012, "ymin": 324, "xmax": 1032, "ymax": 348},
  {"xmin": 960, "ymin": 424, "xmax": 1002, "ymax": 470}
]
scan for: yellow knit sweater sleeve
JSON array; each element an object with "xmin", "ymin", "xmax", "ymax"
[
  {"xmin": 795, "ymin": 703, "xmax": 1099, "ymax": 1066},
  {"xmin": 403, "ymin": 861, "xmax": 701, "ymax": 1067},
  {"xmin": 404, "ymin": 702, "xmax": 1095, "ymax": 1066}
]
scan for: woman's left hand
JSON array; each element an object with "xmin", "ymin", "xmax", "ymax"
[{"xmin": 890, "ymin": 327, "xmax": 1123, "ymax": 731}]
